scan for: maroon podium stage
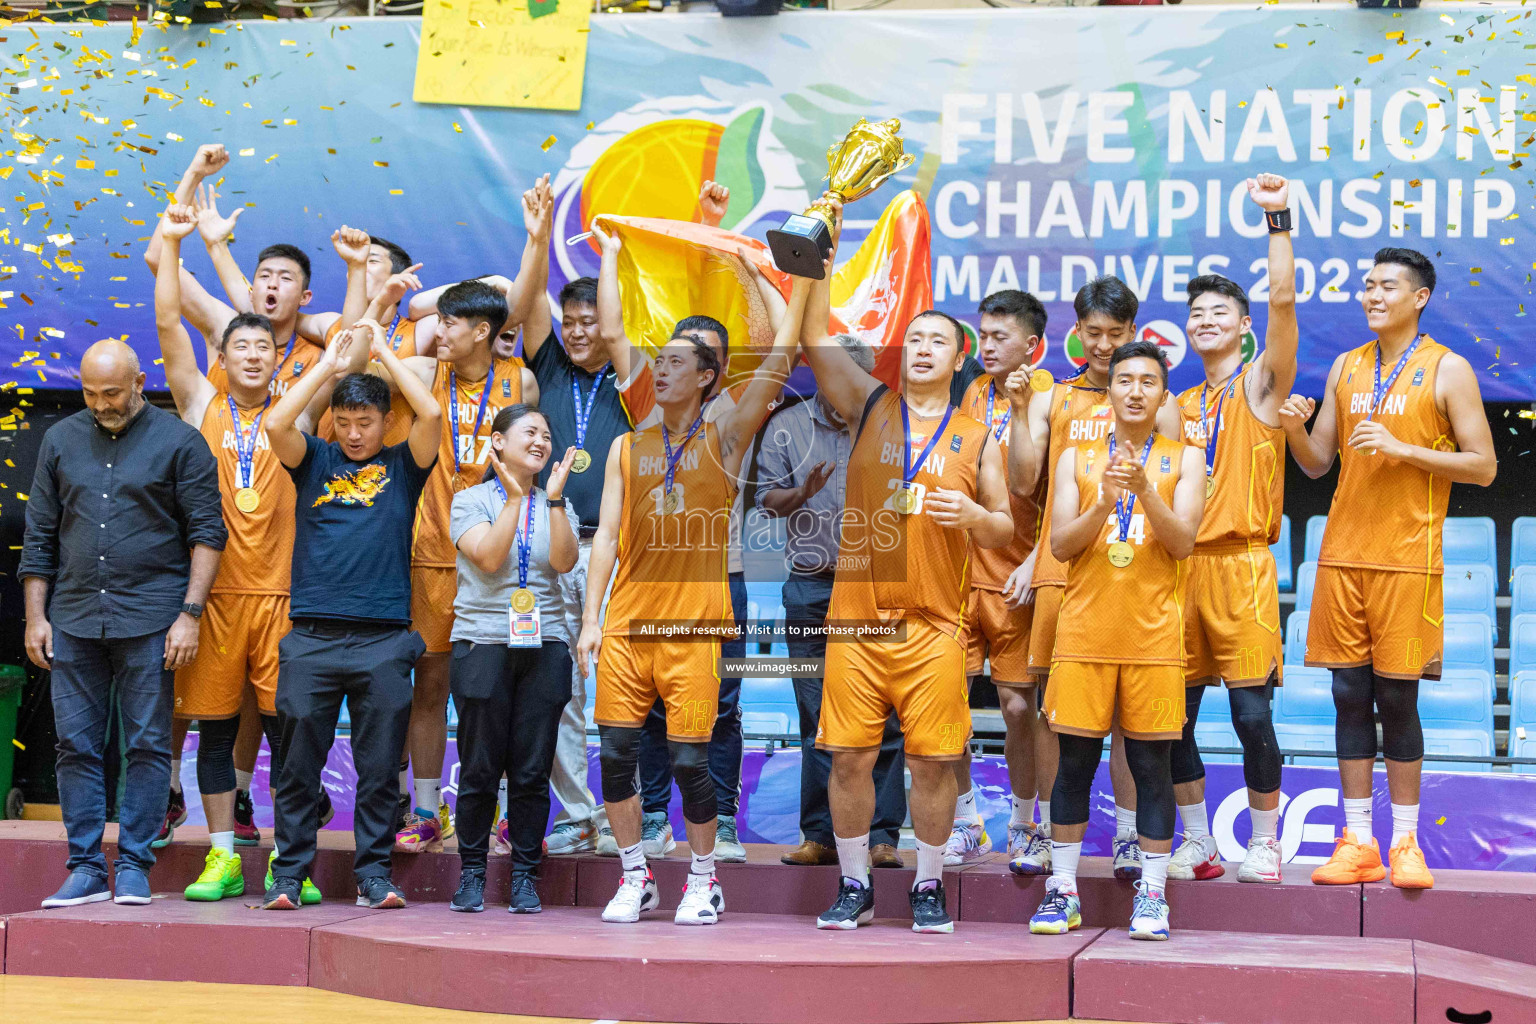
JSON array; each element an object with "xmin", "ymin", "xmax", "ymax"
[{"xmin": 1, "ymin": 821, "xmax": 1533, "ymax": 1023}]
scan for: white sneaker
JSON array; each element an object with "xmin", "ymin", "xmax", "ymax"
[
  {"xmin": 714, "ymin": 815, "xmax": 747, "ymax": 864},
  {"xmin": 1129, "ymin": 880, "xmax": 1170, "ymax": 941},
  {"xmin": 1168, "ymin": 833, "xmax": 1224, "ymax": 880},
  {"xmin": 1112, "ymin": 833, "xmax": 1142, "ymax": 880},
  {"xmin": 1238, "ymin": 836, "xmax": 1283, "ymax": 883},
  {"xmin": 601, "ymin": 871, "xmax": 660, "ymax": 923},
  {"xmin": 1007, "ymin": 823, "xmax": 1052, "ymax": 876},
  {"xmin": 674, "ymin": 874, "xmax": 725, "ymax": 925},
  {"xmin": 942, "ymin": 819, "xmax": 991, "ymax": 866},
  {"xmin": 595, "ymin": 825, "xmax": 619, "ymax": 857},
  {"xmin": 545, "ymin": 819, "xmax": 597, "ymax": 856},
  {"xmin": 641, "ymin": 811, "xmax": 676, "ymax": 858}
]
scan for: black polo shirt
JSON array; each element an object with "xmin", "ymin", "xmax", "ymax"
[{"xmin": 527, "ymin": 330, "xmax": 635, "ymax": 531}]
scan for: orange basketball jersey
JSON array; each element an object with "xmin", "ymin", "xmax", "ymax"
[
  {"xmin": 602, "ymin": 421, "xmax": 736, "ymax": 637},
  {"xmin": 206, "ymin": 335, "xmax": 324, "ymax": 400},
  {"xmin": 1053, "ymin": 433, "xmax": 1187, "ymax": 666},
  {"xmin": 412, "ymin": 355, "xmax": 526, "ymax": 568},
  {"xmin": 960, "ymin": 374, "xmax": 1038, "ymax": 591},
  {"xmin": 198, "ymin": 392, "xmax": 296, "ymax": 595},
  {"xmin": 1031, "ymin": 376, "xmax": 1112, "ymax": 589},
  {"xmin": 1319, "ymin": 337, "xmax": 1456, "ymax": 574},
  {"xmin": 1175, "ymin": 366, "xmax": 1285, "ymax": 550},
  {"xmin": 829, "ymin": 388, "xmax": 991, "ymax": 641}
]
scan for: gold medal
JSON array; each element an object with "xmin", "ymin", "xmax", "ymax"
[
  {"xmin": 452, "ymin": 475, "xmax": 469, "ymax": 493},
  {"xmin": 571, "ymin": 449, "xmax": 592, "ymax": 474},
  {"xmin": 893, "ymin": 486, "xmax": 917, "ymax": 515},
  {"xmin": 511, "ymin": 588, "xmax": 536, "ymax": 614},
  {"xmin": 1029, "ymin": 368, "xmax": 1054, "ymax": 393},
  {"xmin": 662, "ymin": 491, "xmax": 680, "ymax": 515},
  {"xmin": 1108, "ymin": 541, "xmax": 1135, "ymax": 568},
  {"xmin": 234, "ymin": 487, "xmax": 260, "ymax": 514},
  {"xmin": 1205, "ymin": 476, "xmax": 1216, "ymax": 498}
]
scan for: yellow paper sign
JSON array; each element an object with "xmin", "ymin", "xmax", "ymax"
[{"xmin": 414, "ymin": 0, "xmax": 590, "ymax": 112}]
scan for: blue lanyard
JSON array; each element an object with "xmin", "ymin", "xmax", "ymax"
[
  {"xmin": 1199, "ymin": 370, "xmax": 1241, "ymax": 480},
  {"xmin": 448, "ymin": 366, "xmax": 496, "ymax": 475},
  {"xmin": 492, "ymin": 479, "xmax": 537, "ymax": 590},
  {"xmin": 1368, "ymin": 337, "xmax": 1420, "ymax": 421},
  {"xmin": 985, "ymin": 382, "xmax": 1011, "ymax": 444},
  {"xmin": 386, "ymin": 312, "xmax": 404, "ymax": 354},
  {"xmin": 227, "ymin": 394, "xmax": 270, "ymax": 490},
  {"xmin": 272, "ymin": 334, "xmax": 297, "ymax": 383},
  {"xmin": 901, "ymin": 399, "xmax": 955, "ymax": 486},
  {"xmin": 1107, "ymin": 430, "xmax": 1157, "ymax": 543},
  {"xmin": 662, "ymin": 410, "xmax": 707, "ymax": 496},
  {"xmin": 571, "ymin": 363, "xmax": 609, "ymax": 449}
]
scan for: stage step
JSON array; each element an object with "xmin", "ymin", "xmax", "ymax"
[
  {"xmin": 1413, "ymin": 941, "xmax": 1536, "ymax": 1022},
  {"xmin": 1363, "ymin": 867, "xmax": 1536, "ymax": 965}
]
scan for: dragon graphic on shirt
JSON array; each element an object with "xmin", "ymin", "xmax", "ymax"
[{"xmin": 313, "ymin": 463, "xmax": 390, "ymax": 508}]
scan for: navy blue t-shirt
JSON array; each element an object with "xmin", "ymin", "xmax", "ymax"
[{"xmin": 288, "ymin": 434, "xmax": 435, "ymax": 624}]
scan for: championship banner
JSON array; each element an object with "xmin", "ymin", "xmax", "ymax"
[{"xmin": 6, "ymin": 10, "xmax": 1535, "ymax": 398}]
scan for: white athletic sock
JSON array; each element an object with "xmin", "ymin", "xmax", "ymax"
[
  {"xmin": 1038, "ymin": 800, "xmax": 1052, "ymax": 831},
  {"xmin": 1050, "ymin": 841, "xmax": 1081, "ymax": 891},
  {"xmin": 1178, "ymin": 801, "xmax": 1210, "ymax": 840},
  {"xmin": 1141, "ymin": 851, "xmax": 1171, "ymax": 894},
  {"xmin": 170, "ymin": 753, "xmax": 184, "ymax": 793},
  {"xmin": 497, "ymin": 777, "xmax": 509, "ymax": 820},
  {"xmin": 619, "ymin": 842, "xmax": 647, "ymax": 874},
  {"xmin": 210, "ymin": 830, "xmax": 235, "ymax": 856},
  {"xmin": 835, "ymin": 833, "xmax": 871, "ymax": 885},
  {"xmin": 1343, "ymin": 797, "xmax": 1373, "ymax": 840},
  {"xmin": 955, "ymin": 787, "xmax": 978, "ymax": 824},
  {"xmin": 1390, "ymin": 803, "xmax": 1419, "ymax": 846},
  {"xmin": 235, "ymin": 769, "xmax": 253, "ymax": 794},
  {"xmin": 1115, "ymin": 804, "xmax": 1137, "ymax": 838},
  {"xmin": 1250, "ymin": 805, "xmax": 1280, "ymax": 843},
  {"xmin": 690, "ymin": 850, "xmax": 716, "ymax": 877},
  {"xmin": 413, "ymin": 778, "xmax": 442, "ymax": 816},
  {"xmin": 399, "ymin": 761, "xmax": 411, "ymax": 798},
  {"xmin": 915, "ymin": 838, "xmax": 944, "ymax": 885},
  {"xmin": 1009, "ymin": 794, "xmax": 1032, "ymax": 829}
]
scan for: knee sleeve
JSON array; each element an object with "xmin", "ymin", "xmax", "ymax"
[
  {"xmin": 1229, "ymin": 684, "xmax": 1282, "ymax": 793},
  {"xmin": 599, "ymin": 726, "xmax": 642, "ymax": 804},
  {"xmin": 1375, "ymin": 676, "xmax": 1424, "ymax": 762},
  {"xmin": 1124, "ymin": 738, "xmax": 1176, "ymax": 842},
  {"xmin": 195, "ymin": 716, "xmax": 240, "ymax": 795},
  {"xmin": 1169, "ymin": 686, "xmax": 1207, "ymax": 786},
  {"xmin": 1332, "ymin": 666, "xmax": 1378, "ymax": 761},
  {"xmin": 1050, "ymin": 733, "xmax": 1103, "ymax": 828},
  {"xmin": 668, "ymin": 741, "xmax": 715, "ymax": 825}
]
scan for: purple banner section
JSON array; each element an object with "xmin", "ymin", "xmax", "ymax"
[{"xmin": 177, "ymin": 738, "xmax": 1536, "ymax": 872}]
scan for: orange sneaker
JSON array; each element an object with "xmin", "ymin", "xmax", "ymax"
[
  {"xmin": 1388, "ymin": 832, "xmax": 1435, "ymax": 889},
  {"xmin": 1310, "ymin": 828, "xmax": 1387, "ymax": 884}
]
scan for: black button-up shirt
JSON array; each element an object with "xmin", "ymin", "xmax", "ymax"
[{"xmin": 19, "ymin": 401, "xmax": 227, "ymax": 640}]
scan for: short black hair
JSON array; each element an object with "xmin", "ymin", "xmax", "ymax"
[
  {"xmin": 330, "ymin": 372, "xmax": 392, "ymax": 414},
  {"xmin": 1109, "ymin": 340, "xmax": 1169, "ymax": 388},
  {"xmin": 1186, "ymin": 274, "xmax": 1250, "ymax": 318},
  {"xmin": 979, "ymin": 289, "xmax": 1047, "ymax": 339},
  {"xmin": 439, "ymin": 279, "xmax": 510, "ymax": 339},
  {"xmin": 908, "ymin": 308, "xmax": 967, "ymax": 346},
  {"xmin": 220, "ymin": 311, "xmax": 274, "ymax": 352},
  {"xmin": 661, "ymin": 334, "xmax": 722, "ymax": 400},
  {"xmin": 558, "ymin": 276, "xmax": 598, "ymax": 310},
  {"xmin": 368, "ymin": 235, "xmax": 412, "ymax": 275},
  {"xmin": 674, "ymin": 314, "xmax": 730, "ymax": 365},
  {"xmin": 482, "ymin": 403, "xmax": 548, "ymax": 482},
  {"xmin": 1374, "ymin": 247, "xmax": 1437, "ymax": 297},
  {"xmin": 1074, "ymin": 276, "xmax": 1139, "ymax": 326},
  {"xmin": 256, "ymin": 243, "xmax": 311, "ymax": 288}
]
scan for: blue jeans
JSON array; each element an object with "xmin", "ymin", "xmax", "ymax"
[
  {"xmin": 51, "ymin": 628, "xmax": 174, "ymax": 877},
  {"xmin": 639, "ymin": 572, "xmax": 748, "ymax": 818}
]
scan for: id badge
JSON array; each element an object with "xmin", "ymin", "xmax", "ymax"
[{"xmin": 509, "ymin": 603, "xmax": 542, "ymax": 648}]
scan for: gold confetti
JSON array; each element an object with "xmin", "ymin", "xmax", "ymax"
[
  {"xmin": 280, "ymin": 39, "xmax": 296, "ymax": 46},
  {"xmin": 388, "ymin": 189, "xmax": 403, "ymax": 195},
  {"xmin": 239, "ymin": 148, "xmax": 254, "ymax": 156},
  {"xmin": 75, "ymin": 158, "xmax": 93, "ymax": 170},
  {"xmin": 1368, "ymin": 54, "xmax": 1384, "ymax": 64},
  {"xmin": 452, "ymin": 122, "xmax": 463, "ymax": 133},
  {"xmin": 540, "ymin": 135, "xmax": 557, "ymax": 152}
]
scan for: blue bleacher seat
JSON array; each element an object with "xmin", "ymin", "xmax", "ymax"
[
  {"xmin": 744, "ymin": 579, "xmax": 789, "ymax": 656},
  {"xmin": 1303, "ymin": 515, "xmax": 1327, "ymax": 563},
  {"xmin": 1418, "ymin": 668, "xmax": 1495, "ymax": 733},
  {"xmin": 1509, "ymin": 672, "xmax": 1536, "ymax": 776},
  {"xmin": 1443, "ymin": 562, "xmax": 1498, "ymax": 641},
  {"xmin": 738, "ymin": 676, "xmax": 800, "ymax": 737},
  {"xmin": 1441, "ymin": 516, "xmax": 1497, "ymax": 573},
  {"xmin": 1272, "ymin": 514, "xmax": 1293, "ymax": 592},
  {"xmin": 1514, "ymin": 566, "xmax": 1536, "ymax": 620},
  {"xmin": 1284, "ymin": 608, "xmax": 1309, "ymax": 668},
  {"xmin": 1421, "ymin": 728, "xmax": 1493, "ymax": 772},
  {"xmin": 1513, "ymin": 517, "xmax": 1536, "ymax": 572},
  {"xmin": 1295, "ymin": 561, "xmax": 1318, "ymax": 611},
  {"xmin": 1273, "ymin": 666, "xmax": 1335, "ymax": 727},
  {"xmin": 1442, "ymin": 613, "xmax": 1494, "ymax": 678},
  {"xmin": 1511, "ymin": 614, "xmax": 1536, "ymax": 681},
  {"xmin": 1272, "ymin": 722, "xmax": 1336, "ymax": 766},
  {"xmin": 1191, "ymin": 686, "xmax": 1241, "ymax": 765}
]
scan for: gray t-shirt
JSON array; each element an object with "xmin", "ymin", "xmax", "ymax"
[{"xmin": 450, "ymin": 481, "xmax": 579, "ymax": 646}]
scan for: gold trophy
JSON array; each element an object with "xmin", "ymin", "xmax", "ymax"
[{"xmin": 767, "ymin": 117, "xmax": 916, "ymax": 280}]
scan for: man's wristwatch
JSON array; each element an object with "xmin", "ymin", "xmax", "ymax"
[
  {"xmin": 547, "ymin": 496, "xmax": 566, "ymax": 507},
  {"xmin": 181, "ymin": 602, "xmax": 204, "ymax": 619}
]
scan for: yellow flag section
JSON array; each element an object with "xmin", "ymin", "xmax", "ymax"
[
  {"xmin": 591, "ymin": 190, "xmax": 930, "ymax": 387},
  {"xmin": 414, "ymin": 0, "xmax": 591, "ymax": 111}
]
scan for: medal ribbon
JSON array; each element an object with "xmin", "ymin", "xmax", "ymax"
[
  {"xmin": 1367, "ymin": 337, "xmax": 1420, "ymax": 422},
  {"xmin": 571, "ymin": 363, "xmax": 609, "ymax": 451},
  {"xmin": 1200, "ymin": 369, "xmax": 1241, "ymax": 481},
  {"xmin": 901, "ymin": 399, "xmax": 956, "ymax": 487},
  {"xmin": 449, "ymin": 365, "xmax": 496, "ymax": 475},
  {"xmin": 492, "ymin": 478, "xmax": 537, "ymax": 591},
  {"xmin": 227, "ymin": 394, "xmax": 270, "ymax": 491},
  {"xmin": 386, "ymin": 312, "xmax": 404, "ymax": 354},
  {"xmin": 662, "ymin": 409, "xmax": 707, "ymax": 498},
  {"xmin": 985, "ymin": 382, "xmax": 1011, "ymax": 444},
  {"xmin": 1107, "ymin": 429, "xmax": 1158, "ymax": 545},
  {"xmin": 271, "ymin": 334, "xmax": 297, "ymax": 383}
]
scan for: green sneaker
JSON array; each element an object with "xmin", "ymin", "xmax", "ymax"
[
  {"xmin": 266, "ymin": 849, "xmax": 323, "ymax": 905},
  {"xmin": 185, "ymin": 848, "xmax": 245, "ymax": 901}
]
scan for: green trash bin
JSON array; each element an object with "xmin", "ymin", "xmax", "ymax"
[{"xmin": 0, "ymin": 664, "xmax": 23, "ymax": 819}]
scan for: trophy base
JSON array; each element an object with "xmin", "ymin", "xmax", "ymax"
[{"xmin": 767, "ymin": 214, "xmax": 832, "ymax": 280}]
